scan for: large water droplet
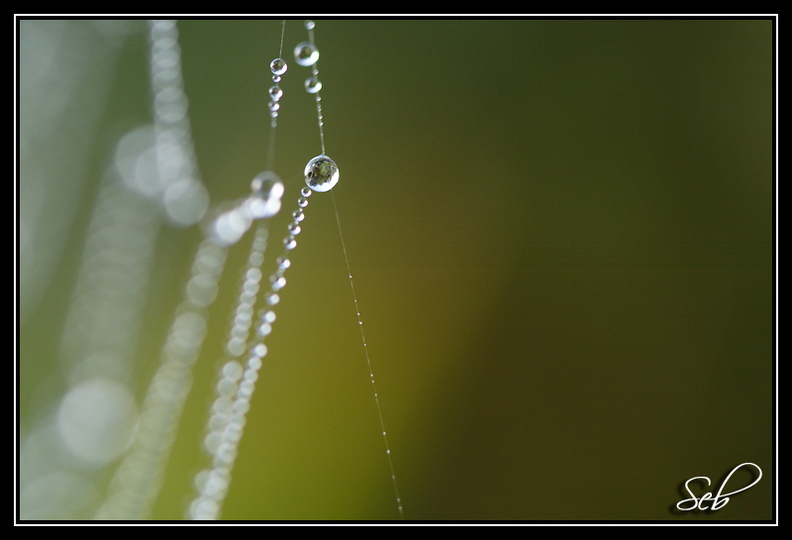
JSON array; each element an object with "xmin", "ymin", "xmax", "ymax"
[
  {"xmin": 294, "ymin": 42, "xmax": 319, "ymax": 66},
  {"xmin": 304, "ymin": 155, "xmax": 339, "ymax": 192}
]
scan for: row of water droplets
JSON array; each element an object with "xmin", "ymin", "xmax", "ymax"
[
  {"xmin": 298, "ymin": 20, "xmax": 403, "ymax": 519},
  {"xmin": 188, "ymin": 19, "xmax": 340, "ymax": 520},
  {"xmin": 95, "ymin": 19, "xmax": 221, "ymax": 520},
  {"xmin": 96, "ymin": 20, "xmax": 292, "ymax": 520},
  {"xmin": 297, "ymin": 19, "xmax": 403, "ymax": 519}
]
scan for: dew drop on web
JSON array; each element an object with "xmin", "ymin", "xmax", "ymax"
[
  {"xmin": 269, "ymin": 57, "xmax": 287, "ymax": 77},
  {"xmin": 294, "ymin": 41, "xmax": 319, "ymax": 67},
  {"xmin": 305, "ymin": 76, "xmax": 322, "ymax": 94},
  {"xmin": 247, "ymin": 170, "xmax": 284, "ymax": 219},
  {"xmin": 304, "ymin": 154, "xmax": 339, "ymax": 192}
]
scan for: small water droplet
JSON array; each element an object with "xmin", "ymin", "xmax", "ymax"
[
  {"xmin": 250, "ymin": 170, "xmax": 282, "ymax": 195},
  {"xmin": 222, "ymin": 361, "xmax": 244, "ymax": 381},
  {"xmin": 304, "ymin": 155, "xmax": 339, "ymax": 192},
  {"xmin": 305, "ymin": 76, "xmax": 322, "ymax": 94},
  {"xmin": 270, "ymin": 57, "xmax": 287, "ymax": 76},
  {"xmin": 268, "ymin": 85, "xmax": 283, "ymax": 101},
  {"xmin": 294, "ymin": 42, "xmax": 319, "ymax": 66},
  {"xmin": 247, "ymin": 171, "xmax": 284, "ymax": 219},
  {"xmin": 245, "ymin": 268, "xmax": 262, "ymax": 283},
  {"xmin": 271, "ymin": 276, "xmax": 286, "ymax": 291},
  {"xmin": 256, "ymin": 322, "xmax": 271, "ymax": 337}
]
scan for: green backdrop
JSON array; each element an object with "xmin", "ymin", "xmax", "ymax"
[{"xmin": 18, "ymin": 17, "xmax": 774, "ymax": 522}]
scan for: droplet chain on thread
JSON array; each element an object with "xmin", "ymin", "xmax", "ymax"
[
  {"xmin": 189, "ymin": 227, "xmax": 269, "ymax": 520},
  {"xmin": 189, "ymin": 20, "xmax": 291, "ymax": 520},
  {"xmin": 294, "ymin": 20, "xmax": 325, "ymax": 154},
  {"xmin": 190, "ymin": 189, "xmax": 311, "ymax": 520},
  {"xmin": 188, "ymin": 19, "xmax": 402, "ymax": 520},
  {"xmin": 265, "ymin": 20, "xmax": 287, "ymax": 168},
  {"xmin": 97, "ymin": 235, "xmax": 229, "ymax": 520},
  {"xmin": 297, "ymin": 19, "xmax": 404, "ymax": 519},
  {"xmin": 331, "ymin": 193, "xmax": 404, "ymax": 519},
  {"xmin": 118, "ymin": 35, "xmax": 291, "ymax": 513},
  {"xmin": 96, "ymin": 20, "xmax": 219, "ymax": 519}
]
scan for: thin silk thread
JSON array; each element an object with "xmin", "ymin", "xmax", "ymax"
[
  {"xmin": 331, "ymin": 192, "xmax": 404, "ymax": 519},
  {"xmin": 299, "ymin": 19, "xmax": 404, "ymax": 519}
]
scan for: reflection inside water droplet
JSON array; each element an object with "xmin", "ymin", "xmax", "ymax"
[
  {"xmin": 304, "ymin": 154, "xmax": 339, "ymax": 192},
  {"xmin": 294, "ymin": 41, "xmax": 319, "ymax": 67}
]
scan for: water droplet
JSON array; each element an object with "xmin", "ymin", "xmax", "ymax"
[
  {"xmin": 271, "ymin": 276, "xmax": 286, "ymax": 291},
  {"xmin": 226, "ymin": 337, "xmax": 245, "ymax": 356},
  {"xmin": 276, "ymin": 257, "xmax": 291, "ymax": 271},
  {"xmin": 268, "ymin": 85, "xmax": 283, "ymax": 101},
  {"xmin": 163, "ymin": 178, "xmax": 210, "ymax": 227},
  {"xmin": 270, "ymin": 57, "xmax": 287, "ymax": 76},
  {"xmin": 304, "ymin": 155, "xmax": 339, "ymax": 192},
  {"xmin": 247, "ymin": 171, "xmax": 284, "ymax": 219},
  {"xmin": 294, "ymin": 42, "xmax": 319, "ymax": 66},
  {"xmin": 245, "ymin": 267, "xmax": 262, "ymax": 282},
  {"xmin": 222, "ymin": 361, "xmax": 244, "ymax": 381},
  {"xmin": 57, "ymin": 378, "xmax": 138, "ymax": 465},
  {"xmin": 305, "ymin": 76, "xmax": 322, "ymax": 94},
  {"xmin": 216, "ymin": 377, "xmax": 237, "ymax": 397},
  {"xmin": 253, "ymin": 343, "xmax": 268, "ymax": 358},
  {"xmin": 210, "ymin": 206, "xmax": 250, "ymax": 246},
  {"xmin": 256, "ymin": 322, "xmax": 271, "ymax": 337}
]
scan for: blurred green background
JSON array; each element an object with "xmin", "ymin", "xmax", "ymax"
[{"xmin": 18, "ymin": 17, "xmax": 774, "ymax": 522}]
